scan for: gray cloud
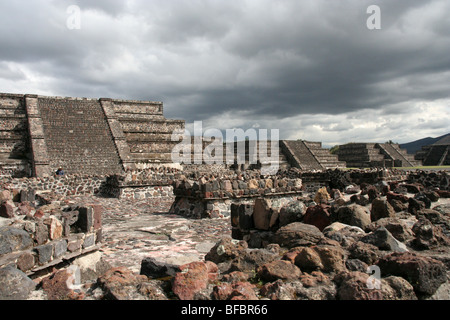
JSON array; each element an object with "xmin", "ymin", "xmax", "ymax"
[{"xmin": 0, "ymin": 0, "xmax": 449, "ymax": 144}]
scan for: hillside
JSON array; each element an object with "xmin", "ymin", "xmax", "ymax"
[{"xmin": 400, "ymin": 133, "xmax": 450, "ymax": 154}]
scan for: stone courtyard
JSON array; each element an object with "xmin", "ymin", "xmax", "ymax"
[
  {"xmin": 96, "ymin": 196, "xmax": 230, "ymax": 274},
  {"xmin": 2, "ymin": 168, "xmax": 449, "ymax": 301}
]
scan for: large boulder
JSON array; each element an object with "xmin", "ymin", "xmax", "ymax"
[
  {"xmin": 303, "ymin": 204, "xmax": 332, "ymax": 231},
  {"xmin": 278, "ymin": 201, "xmax": 307, "ymax": 227},
  {"xmin": 323, "ymin": 222, "xmax": 366, "ymax": 247},
  {"xmin": 335, "ymin": 204, "xmax": 371, "ymax": 230},
  {"xmin": 0, "ymin": 227, "xmax": 33, "ymax": 255},
  {"xmin": 381, "ymin": 276, "xmax": 417, "ymax": 300},
  {"xmin": 348, "ymin": 241, "xmax": 381, "ymax": 265},
  {"xmin": 97, "ymin": 267, "xmax": 167, "ymax": 300},
  {"xmin": 361, "ymin": 226, "xmax": 408, "ymax": 252},
  {"xmin": 417, "ymin": 209, "xmax": 450, "ymax": 236},
  {"xmin": 376, "ymin": 252, "xmax": 447, "ymax": 296},
  {"xmin": 334, "ymin": 271, "xmax": 383, "ymax": 300},
  {"xmin": 257, "ymin": 260, "xmax": 302, "ymax": 282},
  {"xmin": 172, "ymin": 261, "xmax": 217, "ymax": 300},
  {"xmin": 411, "ymin": 217, "xmax": 450, "ymax": 250},
  {"xmin": 0, "ymin": 265, "xmax": 36, "ymax": 300},
  {"xmin": 368, "ymin": 217, "xmax": 415, "ymax": 242},
  {"xmin": 294, "ymin": 245, "xmax": 347, "ymax": 273},
  {"xmin": 272, "ymin": 222, "xmax": 323, "ymax": 248},
  {"xmin": 370, "ymin": 198, "xmax": 395, "ymax": 221}
]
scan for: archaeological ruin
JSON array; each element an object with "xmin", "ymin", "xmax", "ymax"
[
  {"xmin": 415, "ymin": 134, "xmax": 450, "ymax": 166},
  {"xmin": 337, "ymin": 143, "xmax": 421, "ymax": 168},
  {"xmin": 1, "ymin": 92, "xmax": 449, "ymax": 302}
]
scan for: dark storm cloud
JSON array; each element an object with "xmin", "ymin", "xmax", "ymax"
[{"xmin": 0, "ymin": 0, "xmax": 449, "ymax": 143}]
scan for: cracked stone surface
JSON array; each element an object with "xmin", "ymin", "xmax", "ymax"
[{"xmin": 64, "ymin": 196, "xmax": 230, "ymax": 273}]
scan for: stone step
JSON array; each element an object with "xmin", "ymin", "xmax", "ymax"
[{"xmin": 38, "ymin": 97, "xmax": 123, "ymax": 175}]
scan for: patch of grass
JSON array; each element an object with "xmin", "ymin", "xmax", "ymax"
[
  {"xmin": 338, "ymin": 166, "xmax": 450, "ymax": 171},
  {"xmin": 393, "ymin": 166, "xmax": 450, "ymax": 170}
]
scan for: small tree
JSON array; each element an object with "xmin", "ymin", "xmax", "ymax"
[{"xmin": 330, "ymin": 145, "xmax": 339, "ymax": 154}]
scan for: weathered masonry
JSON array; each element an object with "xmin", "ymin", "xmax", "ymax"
[
  {"xmin": 415, "ymin": 135, "xmax": 450, "ymax": 166},
  {"xmin": 337, "ymin": 143, "xmax": 421, "ymax": 168},
  {"xmin": 0, "ymin": 93, "xmax": 185, "ymax": 177},
  {"xmin": 1, "ymin": 92, "xmax": 348, "ymax": 178}
]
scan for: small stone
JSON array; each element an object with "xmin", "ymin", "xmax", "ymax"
[
  {"xmin": 140, "ymin": 257, "xmax": 180, "ymax": 279},
  {"xmin": 44, "ymin": 216, "xmax": 63, "ymax": 240},
  {"xmin": 16, "ymin": 252, "xmax": 36, "ymax": 272},
  {"xmin": 314, "ymin": 187, "xmax": 330, "ymax": 204},
  {"xmin": 0, "ymin": 200, "xmax": 15, "ymax": 218},
  {"xmin": 34, "ymin": 243, "xmax": 53, "ymax": 265}
]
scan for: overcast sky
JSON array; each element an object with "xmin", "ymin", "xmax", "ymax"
[{"xmin": 1, "ymin": 0, "xmax": 449, "ymax": 147}]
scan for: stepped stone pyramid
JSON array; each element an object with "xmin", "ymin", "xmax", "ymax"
[
  {"xmin": 281, "ymin": 140, "xmax": 346, "ymax": 170},
  {"xmin": 415, "ymin": 135, "xmax": 450, "ymax": 166},
  {"xmin": 337, "ymin": 143, "xmax": 421, "ymax": 168},
  {"xmin": 0, "ymin": 93, "xmax": 185, "ymax": 177}
]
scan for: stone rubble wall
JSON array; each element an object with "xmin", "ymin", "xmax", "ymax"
[
  {"xmin": 1, "ymin": 175, "xmax": 107, "ymax": 198},
  {"xmin": 407, "ymin": 170, "xmax": 449, "ymax": 190},
  {"xmin": 0, "ymin": 202, "xmax": 102, "ymax": 276},
  {"xmin": 168, "ymin": 168, "xmax": 442, "ymax": 220}
]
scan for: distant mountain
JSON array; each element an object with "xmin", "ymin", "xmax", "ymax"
[{"xmin": 400, "ymin": 133, "xmax": 450, "ymax": 154}]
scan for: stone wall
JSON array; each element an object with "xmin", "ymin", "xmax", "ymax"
[
  {"xmin": 100, "ymin": 167, "xmax": 182, "ymax": 200},
  {"xmin": 168, "ymin": 168, "xmax": 414, "ymax": 219},
  {"xmin": 38, "ymin": 96, "xmax": 123, "ymax": 176},
  {"xmin": 1, "ymin": 175, "xmax": 107, "ymax": 198},
  {"xmin": 0, "ymin": 93, "xmax": 31, "ymax": 177},
  {"xmin": 169, "ymin": 170, "xmax": 304, "ymax": 219},
  {"xmin": 0, "ymin": 203, "xmax": 102, "ymax": 276}
]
